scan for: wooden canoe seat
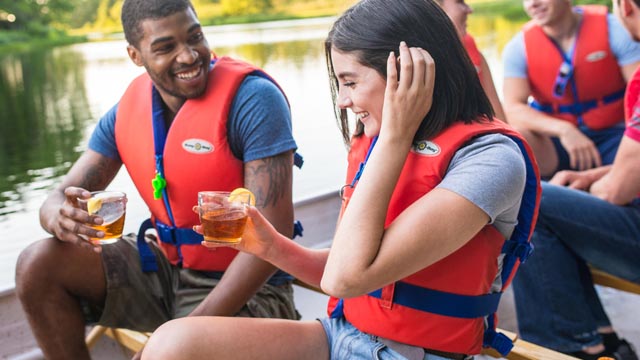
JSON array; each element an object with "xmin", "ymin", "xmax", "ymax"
[
  {"xmin": 86, "ymin": 278, "xmax": 578, "ymax": 359},
  {"xmin": 85, "ymin": 325, "xmax": 150, "ymax": 353},
  {"xmin": 590, "ymin": 266, "xmax": 640, "ymax": 295}
]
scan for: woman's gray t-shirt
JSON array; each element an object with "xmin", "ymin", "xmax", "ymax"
[{"xmin": 436, "ymin": 133, "xmax": 527, "ymax": 239}]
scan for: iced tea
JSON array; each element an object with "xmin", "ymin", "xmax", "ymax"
[
  {"xmin": 200, "ymin": 207, "xmax": 248, "ymax": 243},
  {"xmin": 79, "ymin": 191, "xmax": 127, "ymax": 245},
  {"xmin": 198, "ymin": 191, "xmax": 250, "ymax": 244}
]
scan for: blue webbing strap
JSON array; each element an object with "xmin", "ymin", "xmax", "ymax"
[
  {"xmin": 329, "ymin": 298, "xmax": 345, "ymax": 318},
  {"xmin": 350, "ymin": 136, "xmax": 378, "ymax": 187},
  {"xmin": 293, "ymin": 220, "xmax": 303, "ymax": 238},
  {"xmin": 485, "ymin": 135, "xmax": 539, "ymax": 356},
  {"xmin": 530, "ymin": 89, "xmax": 625, "ymax": 116},
  {"xmin": 136, "ymin": 218, "xmax": 159, "ymax": 272},
  {"xmin": 368, "ymin": 281, "xmax": 502, "ymax": 319},
  {"xmin": 294, "ymin": 153, "xmax": 304, "ymax": 169},
  {"xmin": 151, "ymin": 88, "xmax": 178, "ymax": 228},
  {"xmin": 484, "ymin": 313, "xmax": 514, "ymax": 356},
  {"xmin": 500, "ymin": 136, "xmax": 538, "ymax": 284},
  {"xmin": 155, "ymin": 220, "xmax": 202, "ymax": 245},
  {"xmin": 137, "ymin": 87, "xmax": 182, "ymax": 271}
]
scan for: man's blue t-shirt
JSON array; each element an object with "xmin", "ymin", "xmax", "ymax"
[{"xmin": 89, "ymin": 75, "xmax": 297, "ymax": 163}]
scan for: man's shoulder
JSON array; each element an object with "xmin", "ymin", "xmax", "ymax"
[
  {"xmin": 234, "ymin": 74, "xmax": 287, "ymax": 106},
  {"xmin": 503, "ymin": 31, "xmax": 525, "ymax": 59},
  {"xmin": 237, "ymin": 74, "xmax": 281, "ymax": 93}
]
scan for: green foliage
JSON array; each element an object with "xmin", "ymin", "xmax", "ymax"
[
  {"xmin": 220, "ymin": 0, "xmax": 274, "ymax": 16},
  {"xmin": 68, "ymin": 0, "xmax": 103, "ymax": 28},
  {"xmin": 0, "ymin": 0, "xmax": 79, "ymax": 30},
  {"xmin": 93, "ymin": 0, "xmax": 121, "ymax": 31},
  {"xmin": 471, "ymin": 0, "xmax": 614, "ymax": 22}
]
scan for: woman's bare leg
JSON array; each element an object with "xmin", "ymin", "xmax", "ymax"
[{"xmin": 142, "ymin": 317, "xmax": 329, "ymax": 360}]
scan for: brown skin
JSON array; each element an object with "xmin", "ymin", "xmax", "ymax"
[{"xmin": 15, "ymin": 8, "xmax": 294, "ymax": 360}]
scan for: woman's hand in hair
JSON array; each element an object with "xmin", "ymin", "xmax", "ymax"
[{"xmin": 381, "ymin": 41, "xmax": 435, "ymax": 145}]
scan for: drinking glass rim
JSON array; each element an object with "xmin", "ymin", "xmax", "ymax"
[
  {"xmin": 78, "ymin": 191, "xmax": 127, "ymax": 202},
  {"xmin": 198, "ymin": 191, "xmax": 232, "ymax": 196}
]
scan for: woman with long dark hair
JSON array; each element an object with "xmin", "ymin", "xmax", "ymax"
[{"xmin": 142, "ymin": 1, "xmax": 540, "ymax": 359}]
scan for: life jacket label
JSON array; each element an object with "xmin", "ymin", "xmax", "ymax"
[
  {"xmin": 412, "ymin": 140, "xmax": 441, "ymax": 156},
  {"xmin": 182, "ymin": 139, "xmax": 214, "ymax": 154},
  {"xmin": 585, "ymin": 50, "xmax": 607, "ymax": 62}
]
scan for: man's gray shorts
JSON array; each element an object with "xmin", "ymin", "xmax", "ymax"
[{"xmin": 83, "ymin": 234, "xmax": 300, "ymax": 332}]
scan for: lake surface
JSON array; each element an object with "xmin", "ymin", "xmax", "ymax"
[{"xmin": 0, "ymin": 16, "xmax": 523, "ymax": 290}]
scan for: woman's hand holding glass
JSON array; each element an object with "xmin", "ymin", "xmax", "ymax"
[
  {"xmin": 381, "ymin": 41, "xmax": 435, "ymax": 142},
  {"xmin": 195, "ymin": 206, "xmax": 279, "ymax": 260}
]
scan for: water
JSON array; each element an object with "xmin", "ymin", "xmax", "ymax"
[{"xmin": 0, "ymin": 16, "xmax": 522, "ymax": 291}]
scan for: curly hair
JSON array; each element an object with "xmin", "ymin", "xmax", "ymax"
[{"xmin": 121, "ymin": 0, "xmax": 196, "ymax": 47}]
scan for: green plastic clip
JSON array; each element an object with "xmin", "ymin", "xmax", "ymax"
[{"xmin": 152, "ymin": 173, "xmax": 167, "ymax": 200}]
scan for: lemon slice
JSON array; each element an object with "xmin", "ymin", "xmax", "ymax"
[
  {"xmin": 229, "ymin": 188, "xmax": 256, "ymax": 206},
  {"xmin": 87, "ymin": 197, "xmax": 103, "ymax": 215}
]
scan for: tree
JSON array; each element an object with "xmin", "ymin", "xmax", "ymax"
[
  {"xmin": 0, "ymin": 0, "xmax": 78, "ymax": 33},
  {"xmin": 221, "ymin": 0, "xmax": 273, "ymax": 16}
]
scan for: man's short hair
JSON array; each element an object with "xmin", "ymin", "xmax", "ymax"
[{"xmin": 121, "ymin": 0, "xmax": 196, "ymax": 47}]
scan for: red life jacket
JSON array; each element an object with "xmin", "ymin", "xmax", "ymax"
[
  {"xmin": 625, "ymin": 65, "xmax": 640, "ymax": 122},
  {"xmin": 524, "ymin": 5, "xmax": 626, "ymax": 130},
  {"xmin": 463, "ymin": 34, "xmax": 482, "ymax": 78},
  {"xmin": 115, "ymin": 57, "xmax": 275, "ymax": 271},
  {"xmin": 328, "ymin": 119, "xmax": 541, "ymax": 356},
  {"xmin": 623, "ymin": 68, "xmax": 640, "ymax": 199}
]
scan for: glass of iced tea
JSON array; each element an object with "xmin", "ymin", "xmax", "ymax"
[
  {"xmin": 198, "ymin": 191, "xmax": 250, "ymax": 244},
  {"xmin": 78, "ymin": 191, "xmax": 127, "ymax": 245}
]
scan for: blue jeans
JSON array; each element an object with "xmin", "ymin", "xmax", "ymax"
[
  {"xmin": 320, "ymin": 317, "xmax": 457, "ymax": 360},
  {"xmin": 513, "ymin": 182, "xmax": 640, "ymax": 353}
]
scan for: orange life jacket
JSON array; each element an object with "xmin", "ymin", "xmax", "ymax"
[
  {"xmin": 328, "ymin": 119, "xmax": 541, "ymax": 356},
  {"xmin": 115, "ymin": 57, "xmax": 279, "ymax": 271},
  {"xmin": 524, "ymin": 5, "xmax": 626, "ymax": 130}
]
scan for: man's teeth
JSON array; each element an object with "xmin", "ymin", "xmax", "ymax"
[{"xmin": 176, "ymin": 68, "xmax": 200, "ymax": 80}]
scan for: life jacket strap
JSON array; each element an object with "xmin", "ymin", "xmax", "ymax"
[
  {"xmin": 136, "ymin": 218, "xmax": 159, "ymax": 273},
  {"xmin": 294, "ymin": 152, "xmax": 304, "ymax": 169},
  {"xmin": 155, "ymin": 221, "xmax": 203, "ymax": 245},
  {"xmin": 329, "ymin": 298, "xmax": 345, "ymax": 318},
  {"xmin": 293, "ymin": 220, "xmax": 304, "ymax": 238},
  {"xmin": 502, "ymin": 240, "xmax": 534, "ymax": 264},
  {"xmin": 367, "ymin": 281, "xmax": 502, "ymax": 319},
  {"xmin": 529, "ymin": 88, "xmax": 624, "ymax": 116},
  {"xmin": 483, "ymin": 328, "xmax": 514, "ymax": 356}
]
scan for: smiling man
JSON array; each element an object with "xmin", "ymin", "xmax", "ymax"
[
  {"xmin": 14, "ymin": 0, "xmax": 300, "ymax": 359},
  {"xmin": 502, "ymin": 0, "xmax": 640, "ymax": 178}
]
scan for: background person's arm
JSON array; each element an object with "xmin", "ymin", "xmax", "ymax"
[
  {"xmin": 621, "ymin": 61, "xmax": 640, "ymax": 82},
  {"xmin": 503, "ymin": 76, "xmax": 575, "ymax": 137},
  {"xmin": 590, "ymin": 136, "xmax": 640, "ymax": 204}
]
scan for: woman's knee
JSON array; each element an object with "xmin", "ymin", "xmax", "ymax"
[{"xmin": 143, "ymin": 319, "xmax": 199, "ymax": 360}]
